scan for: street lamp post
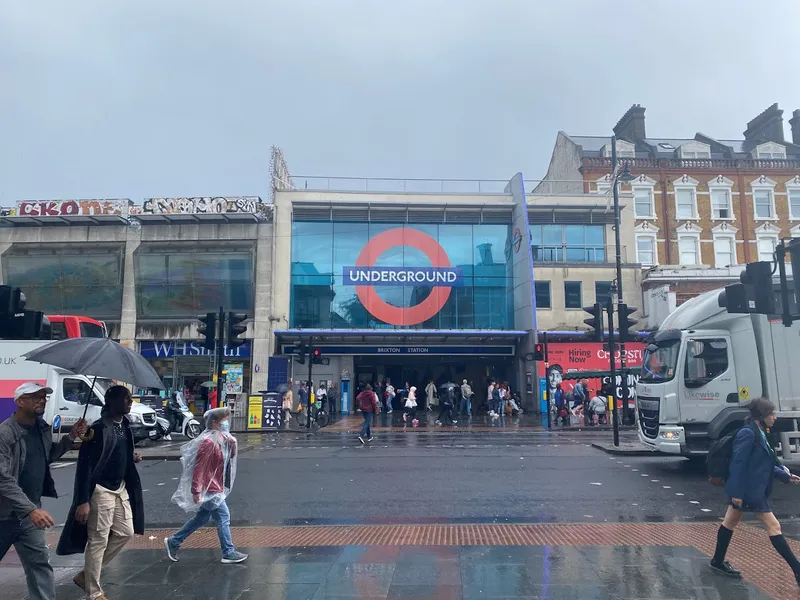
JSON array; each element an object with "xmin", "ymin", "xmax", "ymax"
[{"xmin": 610, "ymin": 135, "xmax": 635, "ymax": 424}]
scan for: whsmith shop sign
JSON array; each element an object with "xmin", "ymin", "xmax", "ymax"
[
  {"xmin": 281, "ymin": 345, "xmax": 514, "ymax": 356},
  {"xmin": 140, "ymin": 340, "xmax": 251, "ymax": 359}
]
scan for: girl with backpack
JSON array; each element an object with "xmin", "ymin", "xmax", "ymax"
[
  {"xmin": 710, "ymin": 398, "xmax": 800, "ymax": 584},
  {"xmin": 403, "ymin": 386, "xmax": 418, "ymax": 426}
]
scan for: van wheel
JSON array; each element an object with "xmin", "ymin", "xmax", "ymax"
[{"xmin": 186, "ymin": 423, "xmax": 202, "ymax": 439}]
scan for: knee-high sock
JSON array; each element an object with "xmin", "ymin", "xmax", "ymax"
[
  {"xmin": 712, "ymin": 525, "xmax": 734, "ymax": 564},
  {"xmin": 770, "ymin": 534, "xmax": 800, "ymax": 575}
]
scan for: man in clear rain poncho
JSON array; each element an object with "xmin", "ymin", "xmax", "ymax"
[{"xmin": 164, "ymin": 407, "xmax": 248, "ymax": 564}]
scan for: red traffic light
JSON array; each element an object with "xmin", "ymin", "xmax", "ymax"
[{"xmin": 312, "ymin": 348, "xmax": 321, "ymax": 357}]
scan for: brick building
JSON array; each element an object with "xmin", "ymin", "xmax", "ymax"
[{"xmin": 538, "ymin": 103, "xmax": 800, "ymax": 323}]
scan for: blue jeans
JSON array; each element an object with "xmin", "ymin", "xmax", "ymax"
[
  {"xmin": 361, "ymin": 412, "xmax": 372, "ymax": 437},
  {"xmin": 0, "ymin": 517, "xmax": 54, "ymax": 600},
  {"xmin": 459, "ymin": 396, "xmax": 472, "ymax": 416},
  {"xmin": 170, "ymin": 499, "xmax": 235, "ymax": 557}
]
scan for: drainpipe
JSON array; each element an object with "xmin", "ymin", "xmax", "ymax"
[
  {"xmin": 659, "ymin": 169, "xmax": 672, "ymax": 264},
  {"xmin": 737, "ymin": 170, "xmax": 751, "ymax": 262}
]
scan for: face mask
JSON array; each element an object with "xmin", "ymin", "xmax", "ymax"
[{"xmin": 220, "ymin": 421, "xmax": 230, "ymax": 433}]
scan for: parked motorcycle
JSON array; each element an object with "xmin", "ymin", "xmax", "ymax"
[{"xmin": 153, "ymin": 392, "xmax": 202, "ymax": 440}]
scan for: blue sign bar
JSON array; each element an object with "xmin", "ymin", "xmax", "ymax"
[
  {"xmin": 281, "ymin": 345, "xmax": 514, "ymax": 356},
  {"xmin": 140, "ymin": 340, "xmax": 251, "ymax": 359},
  {"xmin": 343, "ymin": 266, "xmax": 464, "ymax": 287}
]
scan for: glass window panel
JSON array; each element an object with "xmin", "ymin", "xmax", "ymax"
[
  {"xmin": 634, "ymin": 189, "xmax": 653, "ymax": 217},
  {"xmin": 678, "ymin": 237, "xmax": 698, "ymax": 265},
  {"xmin": 637, "ymin": 237, "xmax": 655, "ymax": 265},
  {"xmin": 292, "ymin": 222, "xmax": 333, "ymax": 275},
  {"xmin": 542, "ymin": 225, "xmax": 562, "ymax": 245},
  {"xmin": 790, "ymin": 191, "xmax": 800, "ymax": 218},
  {"xmin": 565, "ymin": 247, "xmax": 586, "ymax": 262},
  {"xmin": 585, "ymin": 226, "xmax": 605, "ymax": 245},
  {"xmin": 595, "ymin": 281, "xmax": 612, "ymax": 304},
  {"xmin": 676, "ymin": 189, "xmax": 695, "ymax": 218},
  {"xmin": 564, "ymin": 281, "xmax": 582, "ymax": 309},
  {"xmin": 529, "ymin": 225, "xmax": 542, "ymax": 246},
  {"xmin": 437, "ymin": 224, "xmax": 472, "ymax": 274},
  {"xmin": 711, "ymin": 190, "xmax": 731, "ymax": 219},
  {"xmin": 714, "ymin": 238, "xmax": 734, "ymax": 268},
  {"xmin": 564, "ymin": 225, "xmax": 585, "ymax": 245},
  {"xmin": 755, "ymin": 190, "xmax": 773, "ymax": 218},
  {"xmin": 535, "ymin": 281, "xmax": 551, "ymax": 309}
]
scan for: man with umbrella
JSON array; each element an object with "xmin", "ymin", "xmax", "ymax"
[{"xmin": 0, "ymin": 383, "xmax": 87, "ymax": 600}]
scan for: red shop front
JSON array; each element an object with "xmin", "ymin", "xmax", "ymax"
[{"xmin": 538, "ymin": 341, "xmax": 646, "ymax": 410}]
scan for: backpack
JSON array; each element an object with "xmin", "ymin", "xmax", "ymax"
[{"xmin": 706, "ymin": 433, "xmax": 737, "ymax": 486}]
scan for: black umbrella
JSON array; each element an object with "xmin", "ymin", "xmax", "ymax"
[{"xmin": 23, "ymin": 338, "xmax": 164, "ymax": 439}]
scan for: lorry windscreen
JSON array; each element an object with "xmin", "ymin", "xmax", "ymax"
[{"xmin": 640, "ymin": 339, "xmax": 680, "ymax": 383}]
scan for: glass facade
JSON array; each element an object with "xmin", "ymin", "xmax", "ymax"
[
  {"xmin": 3, "ymin": 252, "xmax": 123, "ymax": 318},
  {"xmin": 290, "ymin": 222, "xmax": 513, "ymax": 329},
  {"xmin": 135, "ymin": 251, "xmax": 253, "ymax": 318},
  {"xmin": 530, "ymin": 224, "xmax": 606, "ymax": 263}
]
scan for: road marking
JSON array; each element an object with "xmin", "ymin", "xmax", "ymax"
[
  {"xmin": 623, "ymin": 464, "xmax": 630, "ymax": 467},
  {"xmin": 590, "ymin": 482, "xmax": 603, "ymax": 486},
  {"xmin": 690, "ymin": 500, "xmax": 700, "ymax": 504},
  {"xmin": 584, "ymin": 515, "xmax": 594, "ymax": 518},
  {"xmin": 701, "ymin": 508, "xmax": 712, "ymax": 512},
  {"xmin": 142, "ymin": 489, "xmax": 149, "ymax": 493},
  {"xmin": 651, "ymin": 480, "xmax": 659, "ymax": 483},
  {"xmin": 675, "ymin": 493, "xmax": 684, "ymax": 496},
  {"xmin": 632, "ymin": 469, "xmax": 639, "ymax": 472},
  {"xmin": 631, "ymin": 503, "xmax": 638, "ymax": 506},
  {"xmin": 50, "ymin": 462, "xmax": 74, "ymax": 469},
  {"xmin": 157, "ymin": 483, "xmax": 165, "ymax": 486},
  {"xmin": 172, "ymin": 477, "xmax": 178, "ymax": 480},
  {"xmin": 662, "ymin": 486, "xmax": 671, "ymax": 489}
]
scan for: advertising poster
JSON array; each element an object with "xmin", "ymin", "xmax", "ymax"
[
  {"xmin": 538, "ymin": 342, "xmax": 646, "ymax": 409},
  {"xmin": 225, "ymin": 363, "xmax": 243, "ymax": 394},
  {"xmin": 261, "ymin": 392, "xmax": 283, "ymax": 430},
  {"xmin": 247, "ymin": 396, "xmax": 262, "ymax": 429}
]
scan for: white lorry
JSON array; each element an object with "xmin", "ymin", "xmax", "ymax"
[
  {"xmin": 636, "ymin": 288, "xmax": 800, "ymax": 457},
  {"xmin": 0, "ymin": 340, "xmax": 158, "ymax": 443}
]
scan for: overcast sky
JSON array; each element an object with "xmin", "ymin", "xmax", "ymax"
[{"xmin": 2, "ymin": 1, "xmax": 799, "ymax": 203}]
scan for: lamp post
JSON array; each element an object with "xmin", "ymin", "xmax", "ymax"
[
  {"xmin": 607, "ymin": 280, "xmax": 619, "ymax": 447},
  {"xmin": 610, "ymin": 135, "xmax": 636, "ymax": 424}
]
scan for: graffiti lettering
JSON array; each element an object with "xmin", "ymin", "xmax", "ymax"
[
  {"xmin": 136, "ymin": 196, "xmax": 261, "ymax": 215},
  {"xmin": 17, "ymin": 199, "xmax": 127, "ymax": 217}
]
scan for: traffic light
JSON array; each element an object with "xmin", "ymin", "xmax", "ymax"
[
  {"xmin": 227, "ymin": 312, "xmax": 247, "ymax": 349},
  {"xmin": 618, "ymin": 304, "xmax": 638, "ymax": 342},
  {"xmin": 312, "ymin": 347, "xmax": 322, "ymax": 364},
  {"xmin": 294, "ymin": 340, "xmax": 307, "ymax": 364},
  {"xmin": 787, "ymin": 239, "xmax": 800, "ymax": 307},
  {"xmin": 0, "ymin": 286, "xmax": 22, "ymax": 318},
  {"xmin": 533, "ymin": 343, "xmax": 544, "ymax": 361},
  {"xmin": 197, "ymin": 312, "xmax": 216, "ymax": 350},
  {"xmin": 741, "ymin": 261, "xmax": 775, "ymax": 314},
  {"xmin": 10, "ymin": 310, "xmax": 46, "ymax": 340},
  {"xmin": 583, "ymin": 303, "xmax": 604, "ymax": 341}
]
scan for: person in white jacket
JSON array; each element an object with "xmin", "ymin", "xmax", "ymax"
[{"xmin": 403, "ymin": 386, "xmax": 418, "ymax": 426}]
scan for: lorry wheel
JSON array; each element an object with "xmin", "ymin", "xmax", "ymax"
[{"xmin": 186, "ymin": 423, "xmax": 202, "ymax": 439}]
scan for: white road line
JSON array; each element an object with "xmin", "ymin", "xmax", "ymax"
[
  {"xmin": 651, "ymin": 479, "xmax": 660, "ymax": 482},
  {"xmin": 675, "ymin": 493, "xmax": 684, "ymax": 496},
  {"xmin": 632, "ymin": 469, "xmax": 638, "ymax": 472},
  {"xmin": 590, "ymin": 482, "xmax": 603, "ymax": 486},
  {"xmin": 157, "ymin": 483, "xmax": 165, "ymax": 486},
  {"xmin": 690, "ymin": 500, "xmax": 700, "ymax": 504},
  {"xmin": 662, "ymin": 486, "xmax": 671, "ymax": 489},
  {"xmin": 701, "ymin": 508, "xmax": 712, "ymax": 512}
]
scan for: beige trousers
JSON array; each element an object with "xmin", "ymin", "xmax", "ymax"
[{"xmin": 84, "ymin": 482, "xmax": 134, "ymax": 599}]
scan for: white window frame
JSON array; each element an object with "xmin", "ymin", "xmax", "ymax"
[
  {"xmin": 673, "ymin": 175, "xmax": 699, "ymax": 220},
  {"xmin": 787, "ymin": 177, "xmax": 800, "ymax": 220},
  {"xmin": 679, "ymin": 141, "xmax": 711, "ymax": 159},
  {"xmin": 712, "ymin": 234, "xmax": 736, "ymax": 268},
  {"xmin": 677, "ymin": 233, "xmax": 701, "ymax": 266},
  {"xmin": 756, "ymin": 235, "xmax": 779, "ymax": 262},
  {"xmin": 754, "ymin": 142, "xmax": 786, "ymax": 160},
  {"xmin": 631, "ymin": 175, "xmax": 657, "ymax": 219},
  {"xmin": 751, "ymin": 176, "xmax": 778, "ymax": 221},
  {"xmin": 635, "ymin": 234, "xmax": 657, "ymax": 266},
  {"xmin": 708, "ymin": 175, "xmax": 735, "ymax": 221},
  {"xmin": 594, "ymin": 174, "xmax": 612, "ymax": 196}
]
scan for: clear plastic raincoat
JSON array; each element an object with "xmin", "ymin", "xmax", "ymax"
[{"xmin": 171, "ymin": 408, "xmax": 238, "ymax": 512}]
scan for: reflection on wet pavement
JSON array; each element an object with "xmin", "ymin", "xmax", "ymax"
[{"xmin": 20, "ymin": 544, "xmax": 771, "ymax": 600}]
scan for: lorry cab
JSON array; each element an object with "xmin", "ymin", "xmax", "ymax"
[{"xmin": 636, "ymin": 290, "xmax": 761, "ymax": 456}]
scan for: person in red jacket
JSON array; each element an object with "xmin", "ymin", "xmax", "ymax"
[
  {"xmin": 356, "ymin": 384, "xmax": 377, "ymax": 445},
  {"xmin": 164, "ymin": 407, "xmax": 247, "ymax": 564}
]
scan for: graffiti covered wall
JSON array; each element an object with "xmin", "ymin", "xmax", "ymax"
[
  {"xmin": 133, "ymin": 196, "xmax": 263, "ymax": 215},
  {"xmin": 16, "ymin": 199, "xmax": 129, "ymax": 217}
]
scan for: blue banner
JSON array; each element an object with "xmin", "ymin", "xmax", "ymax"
[
  {"xmin": 343, "ymin": 266, "xmax": 464, "ymax": 287},
  {"xmin": 281, "ymin": 344, "xmax": 514, "ymax": 356},
  {"xmin": 140, "ymin": 340, "xmax": 251, "ymax": 359}
]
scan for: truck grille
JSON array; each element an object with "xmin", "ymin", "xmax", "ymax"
[
  {"xmin": 637, "ymin": 396, "xmax": 659, "ymax": 440},
  {"xmin": 142, "ymin": 413, "xmax": 156, "ymax": 425}
]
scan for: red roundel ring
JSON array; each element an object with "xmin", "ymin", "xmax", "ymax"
[{"xmin": 354, "ymin": 228, "xmax": 452, "ymax": 326}]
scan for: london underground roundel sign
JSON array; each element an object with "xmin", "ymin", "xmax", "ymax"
[{"xmin": 346, "ymin": 228, "xmax": 461, "ymax": 326}]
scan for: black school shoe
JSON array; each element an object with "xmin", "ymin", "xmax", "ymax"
[{"xmin": 709, "ymin": 560, "xmax": 742, "ymax": 578}]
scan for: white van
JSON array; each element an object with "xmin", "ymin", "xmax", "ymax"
[{"xmin": 0, "ymin": 340, "xmax": 158, "ymax": 443}]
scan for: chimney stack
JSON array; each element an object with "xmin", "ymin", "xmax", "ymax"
[
  {"xmin": 613, "ymin": 104, "xmax": 647, "ymax": 143},
  {"xmin": 789, "ymin": 110, "xmax": 800, "ymax": 145},
  {"xmin": 743, "ymin": 103, "xmax": 785, "ymax": 144}
]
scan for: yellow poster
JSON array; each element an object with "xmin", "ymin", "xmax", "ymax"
[{"xmin": 247, "ymin": 395, "xmax": 263, "ymax": 429}]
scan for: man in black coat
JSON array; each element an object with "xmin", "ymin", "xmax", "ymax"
[{"xmin": 57, "ymin": 385, "xmax": 144, "ymax": 599}]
